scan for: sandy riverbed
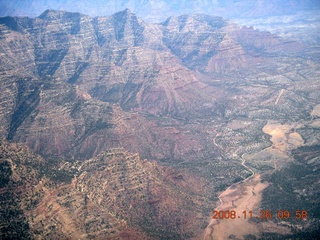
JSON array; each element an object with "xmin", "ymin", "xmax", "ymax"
[{"xmin": 204, "ymin": 174, "xmax": 268, "ymax": 240}]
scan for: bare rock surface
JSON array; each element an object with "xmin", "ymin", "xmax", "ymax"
[{"xmin": 0, "ymin": 9, "xmax": 319, "ymax": 239}]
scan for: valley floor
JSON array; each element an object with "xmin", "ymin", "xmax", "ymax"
[{"xmin": 203, "ymin": 120, "xmax": 307, "ymax": 239}]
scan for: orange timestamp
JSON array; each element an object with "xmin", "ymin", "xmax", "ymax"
[{"xmin": 212, "ymin": 210, "xmax": 308, "ymax": 220}]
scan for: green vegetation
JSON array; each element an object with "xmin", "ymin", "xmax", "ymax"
[
  {"xmin": 0, "ymin": 160, "xmax": 12, "ymax": 188},
  {"xmin": 261, "ymin": 143, "xmax": 320, "ymax": 237}
]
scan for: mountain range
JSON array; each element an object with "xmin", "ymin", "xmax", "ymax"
[{"xmin": 0, "ymin": 8, "xmax": 319, "ymax": 239}]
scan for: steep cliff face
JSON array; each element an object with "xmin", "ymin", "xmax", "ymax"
[
  {"xmin": 0, "ymin": 9, "xmax": 215, "ymax": 120},
  {"xmin": 0, "ymin": 9, "xmax": 309, "ymax": 161},
  {"xmin": 0, "ymin": 10, "xmax": 208, "ymax": 160}
]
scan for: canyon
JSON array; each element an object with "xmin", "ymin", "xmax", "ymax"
[{"xmin": 0, "ymin": 8, "xmax": 319, "ymax": 239}]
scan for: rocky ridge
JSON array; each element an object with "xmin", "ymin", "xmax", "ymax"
[
  {"xmin": 0, "ymin": 141, "xmax": 212, "ymax": 239},
  {"xmin": 0, "ymin": 9, "xmax": 312, "ymax": 160}
]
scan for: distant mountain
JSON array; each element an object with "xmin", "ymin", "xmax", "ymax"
[
  {"xmin": 0, "ymin": 9, "xmax": 319, "ymax": 239},
  {"xmin": 1, "ymin": 0, "xmax": 319, "ymax": 21}
]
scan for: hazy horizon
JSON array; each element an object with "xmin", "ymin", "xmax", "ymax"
[{"xmin": 1, "ymin": 0, "xmax": 319, "ymax": 22}]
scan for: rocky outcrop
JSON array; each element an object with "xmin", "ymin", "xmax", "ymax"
[
  {"xmin": 0, "ymin": 140, "xmax": 44, "ymax": 239},
  {"xmin": 0, "ymin": 141, "xmax": 212, "ymax": 239}
]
